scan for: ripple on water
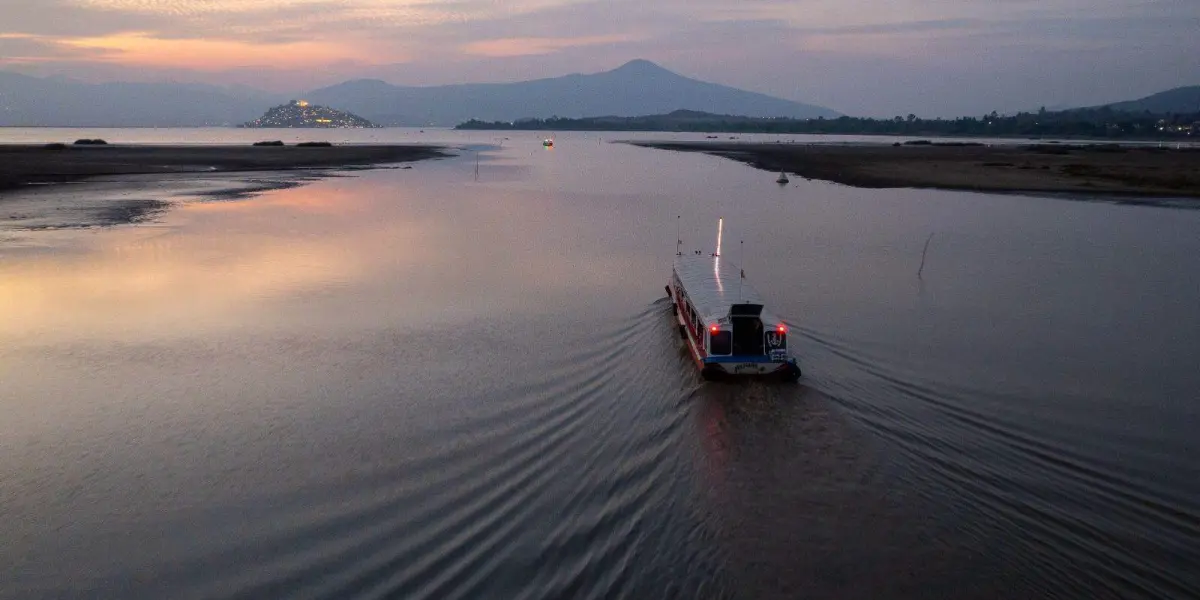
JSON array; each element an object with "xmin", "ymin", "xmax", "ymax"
[{"xmin": 794, "ymin": 323, "xmax": 1200, "ymax": 599}]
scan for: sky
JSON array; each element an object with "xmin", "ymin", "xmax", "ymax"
[{"xmin": 1, "ymin": 0, "xmax": 1198, "ymax": 117}]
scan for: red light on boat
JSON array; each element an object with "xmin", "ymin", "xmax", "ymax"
[
  {"xmin": 777, "ymin": 325, "xmax": 787, "ymax": 333},
  {"xmin": 710, "ymin": 325, "xmax": 719, "ymax": 334}
]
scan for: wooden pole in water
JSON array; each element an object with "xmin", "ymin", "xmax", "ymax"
[
  {"xmin": 738, "ymin": 240, "xmax": 744, "ymax": 302},
  {"xmin": 918, "ymin": 233, "xmax": 934, "ymax": 279}
]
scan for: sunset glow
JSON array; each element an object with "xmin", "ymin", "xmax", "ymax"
[{"xmin": 58, "ymin": 32, "xmax": 367, "ymax": 70}]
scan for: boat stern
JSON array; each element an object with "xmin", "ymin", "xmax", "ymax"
[{"xmin": 701, "ymin": 356, "xmax": 801, "ymax": 381}]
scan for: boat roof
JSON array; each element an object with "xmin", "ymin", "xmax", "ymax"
[{"xmin": 672, "ymin": 254, "xmax": 782, "ymax": 324}]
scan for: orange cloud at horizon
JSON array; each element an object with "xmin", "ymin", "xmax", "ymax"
[{"xmin": 57, "ymin": 32, "xmax": 377, "ymax": 70}]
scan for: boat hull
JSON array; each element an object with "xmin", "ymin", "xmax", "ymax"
[{"xmin": 701, "ymin": 357, "xmax": 801, "ymax": 381}]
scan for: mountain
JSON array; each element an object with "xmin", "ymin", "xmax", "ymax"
[
  {"xmin": 305, "ymin": 60, "xmax": 839, "ymax": 126},
  {"xmin": 0, "ymin": 72, "xmax": 281, "ymax": 126},
  {"xmin": 0, "ymin": 60, "xmax": 835, "ymax": 127},
  {"xmin": 242, "ymin": 100, "xmax": 376, "ymax": 128},
  {"xmin": 1099, "ymin": 86, "xmax": 1200, "ymax": 114}
]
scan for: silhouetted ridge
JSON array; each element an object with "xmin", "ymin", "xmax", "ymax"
[
  {"xmin": 1098, "ymin": 86, "xmax": 1200, "ymax": 114},
  {"xmin": 0, "ymin": 71, "xmax": 282, "ymax": 126}
]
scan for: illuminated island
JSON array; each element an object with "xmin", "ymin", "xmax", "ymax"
[{"xmin": 241, "ymin": 100, "xmax": 377, "ymax": 128}]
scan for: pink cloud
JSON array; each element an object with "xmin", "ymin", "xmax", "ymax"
[{"xmin": 462, "ymin": 34, "xmax": 638, "ymax": 58}]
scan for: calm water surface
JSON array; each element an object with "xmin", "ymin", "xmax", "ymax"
[{"xmin": 2, "ymin": 129, "xmax": 1199, "ymax": 599}]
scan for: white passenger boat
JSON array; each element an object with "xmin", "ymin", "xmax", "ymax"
[{"xmin": 666, "ymin": 219, "xmax": 801, "ymax": 381}]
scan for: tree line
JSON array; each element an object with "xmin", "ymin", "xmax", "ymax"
[{"xmin": 457, "ymin": 107, "xmax": 1199, "ymax": 139}]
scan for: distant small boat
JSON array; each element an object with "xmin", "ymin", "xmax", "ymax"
[
  {"xmin": 776, "ymin": 171, "xmax": 790, "ymax": 184},
  {"xmin": 543, "ymin": 137, "xmax": 554, "ymax": 147}
]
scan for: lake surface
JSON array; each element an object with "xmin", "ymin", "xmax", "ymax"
[{"xmin": 2, "ymin": 129, "xmax": 1198, "ymax": 599}]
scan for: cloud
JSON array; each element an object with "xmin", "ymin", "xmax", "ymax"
[
  {"xmin": 54, "ymin": 32, "xmax": 376, "ymax": 70},
  {"xmin": 62, "ymin": 0, "xmax": 585, "ymax": 30},
  {"xmin": 0, "ymin": 32, "xmax": 117, "ymax": 66},
  {"xmin": 0, "ymin": 35, "xmax": 56, "ymax": 65},
  {"xmin": 2, "ymin": 0, "xmax": 174, "ymax": 37},
  {"xmin": 70, "ymin": 0, "xmax": 340, "ymax": 15},
  {"xmin": 461, "ymin": 34, "xmax": 638, "ymax": 58}
]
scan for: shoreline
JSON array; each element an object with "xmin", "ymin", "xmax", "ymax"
[
  {"xmin": 630, "ymin": 141, "xmax": 1200, "ymax": 200},
  {"xmin": 0, "ymin": 143, "xmax": 448, "ymax": 193}
]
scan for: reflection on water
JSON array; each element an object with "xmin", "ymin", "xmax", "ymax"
[{"xmin": 2, "ymin": 130, "xmax": 1199, "ymax": 599}]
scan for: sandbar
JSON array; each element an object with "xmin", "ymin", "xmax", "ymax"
[
  {"xmin": 0, "ymin": 143, "xmax": 446, "ymax": 233},
  {"xmin": 0, "ymin": 143, "xmax": 447, "ymax": 192},
  {"xmin": 632, "ymin": 141, "xmax": 1200, "ymax": 200}
]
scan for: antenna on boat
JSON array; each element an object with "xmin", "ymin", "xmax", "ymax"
[
  {"xmin": 715, "ymin": 217, "xmax": 723, "ymax": 257},
  {"xmin": 676, "ymin": 215, "xmax": 682, "ymax": 256}
]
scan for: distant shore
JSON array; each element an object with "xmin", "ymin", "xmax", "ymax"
[
  {"xmin": 0, "ymin": 143, "xmax": 447, "ymax": 192},
  {"xmin": 631, "ymin": 141, "xmax": 1200, "ymax": 200}
]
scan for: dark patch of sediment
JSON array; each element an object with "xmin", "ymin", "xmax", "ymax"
[{"xmin": 94, "ymin": 198, "xmax": 172, "ymax": 227}]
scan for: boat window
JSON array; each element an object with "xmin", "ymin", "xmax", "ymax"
[
  {"xmin": 765, "ymin": 330, "xmax": 787, "ymax": 351},
  {"xmin": 710, "ymin": 331, "xmax": 732, "ymax": 355}
]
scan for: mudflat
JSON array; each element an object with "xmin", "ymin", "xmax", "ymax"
[
  {"xmin": 0, "ymin": 143, "xmax": 447, "ymax": 191},
  {"xmin": 633, "ymin": 141, "xmax": 1200, "ymax": 199}
]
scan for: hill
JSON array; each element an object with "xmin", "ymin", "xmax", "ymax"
[
  {"xmin": 241, "ymin": 100, "xmax": 376, "ymax": 128},
  {"xmin": 0, "ymin": 71, "xmax": 281, "ymax": 127},
  {"xmin": 306, "ymin": 60, "xmax": 839, "ymax": 126},
  {"xmin": 1100, "ymin": 86, "xmax": 1200, "ymax": 114}
]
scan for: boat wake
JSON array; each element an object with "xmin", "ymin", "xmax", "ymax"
[
  {"xmin": 790, "ymin": 324, "xmax": 1200, "ymax": 599},
  {"xmin": 8, "ymin": 301, "xmax": 1196, "ymax": 600}
]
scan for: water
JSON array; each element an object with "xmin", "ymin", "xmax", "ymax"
[{"xmin": 2, "ymin": 129, "xmax": 1199, "ymax": 599}]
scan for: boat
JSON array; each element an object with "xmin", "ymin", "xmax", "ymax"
[
  {"xmin": 665, "ymin": 219, "xmax": 801, "ymax": 381},
  {"xmin": 776, "ymin": 171, "xmax": 790, "ymax": 184},
  {"xmin": 543, "ymin": 137, "xmax": 554, "ymax": 147}
]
